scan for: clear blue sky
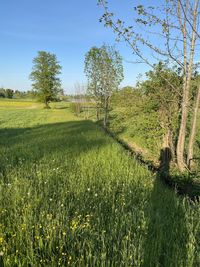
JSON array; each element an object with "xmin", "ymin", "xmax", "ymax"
[{"xmin": 0, "ymin": 0, "xmax": 150, "ymax": 94}]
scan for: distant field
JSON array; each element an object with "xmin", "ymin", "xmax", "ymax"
[
  {"xmin": 0, "ymin": 99, "xmax": 70, "ymax": 110},
  {"xmin": 0, "ymin": 98, "xmax": 41, "ymax": 109},
  {"xmin": 0, "ymin": 100, "xmax": 200, "ymax": 266}
]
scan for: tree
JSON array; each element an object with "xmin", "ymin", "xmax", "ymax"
[
  {"xmin": 0, "ymin": 88, "xmax": 5, "ymax": 98},
  {"xmin": 187, "ymin": 80, "xmax": 200, "ymax": 168},
  {"xmin": 30, "ymin": 51, "xmax": 62, "ymax": 108},
  {"xmin": 138, "ymin": 63, "xmax": 182, "ymax": 160},
  {"xmin": 74, "ymin": 82, "xmax": 86, "ymax": 116},
  {"xmin": 84, "ymin": 45, "xmax": 123, "ymax": 127},
  {"xmin": 98, "ymin": 0, "xmax": 200, "ymax": 172},
  {"xmin": 5, "ymin": 89, "xmax": 13, "ymax": 99}
]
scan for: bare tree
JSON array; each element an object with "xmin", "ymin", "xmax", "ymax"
[
  {"xmin": 187, "ymin": 85, "xmax": 200, "ymax": 167},
  {"xmin": 74, "ymin": 82, "xmax": 86, "ymax": 115}
]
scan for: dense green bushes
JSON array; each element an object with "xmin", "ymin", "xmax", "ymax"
[
  {"xmin": 109, "ymin": 87, "xmax": 163, "ymax": 159},
  {"xmin": 107, "ymin": 64, "xmax": 200, "ymax": 173}
]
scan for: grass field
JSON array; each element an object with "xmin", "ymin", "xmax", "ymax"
[{"xmin": 0, "ymin": 100, "xmax": 200, "ymax": 266}]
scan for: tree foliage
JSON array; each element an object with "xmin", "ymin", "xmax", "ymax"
[
  {"xmin": 0, "ymin": 88, "xmax": 14, "ymax": 99},
  {"xmin": 110, "ymin": 64, "xmax": 183, "ymax": 158},
  {"xmin": 84, "ymin": 45, "xmax": 123, "ymax": 126},
  {"xmin": 30, "ymin": 51, "xmax": 62, "ymax": 108}
]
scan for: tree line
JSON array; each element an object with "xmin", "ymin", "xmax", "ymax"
[
  {"xmin": 0, "ymin": 88, "xmax": 38, "ymax": 99},
  {"xmin": 0, "ymin": 88, "xmax": 14, "ymax": 99},
  {"xmin": 98, "ymin": 0, "xmax": 200, "ymax": 173}
]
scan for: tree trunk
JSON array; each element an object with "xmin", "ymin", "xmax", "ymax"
[
  {"xmin": 176, "ymin": 81, "xmax": 189, "ymax": 172},
  {"xmin": 176, "ymin": 0, "xmax": 198, "ymax": 172},
  {"xmin": 103, "ymin": 96, "xmax": 109, "ymax": 127},
  {"xmin": 103, "ymin": 107, "xmax": 108, "ymax": 127},
  {"xmin": 96, "ymin": 105, "xmax": 100, "ymax": 121},
  {"xmin": 187, "ymin": 85, "xmax": 200, "ymax": 168},
  {"xmin": 44, "ymin": 98, "xmax": 50, "ymax": 109}
]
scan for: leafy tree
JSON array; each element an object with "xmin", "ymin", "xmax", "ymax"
[
  {"xmin": 0, "ymin": 88, "xmax": 5, "ymax": 98},
  {"xmin": 30, "ymin": 51, "xmax": 62, "ymax": 108},
  {"xmin": 5, "ymin": 89, "xmax": 14, "ymax": 99},
  {"xmin": 138, "ymin": 63, "xmax": 182, "ymax": 159},
  {"xmin": 84, "ymin": 45, "xmax": 123, "ymax": 127}
]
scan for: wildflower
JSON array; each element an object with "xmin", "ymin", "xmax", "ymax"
[
  {"xmin": 62, "ymin": 252, "xmax": 67, "ymax": 256},
  {"xmin": 62, "ymin": 232, "xmax": 66, "ymax": 236},
  {"xmin": 70, "ymin": 220, "xmax": 78, "ymax": 231},
  {"xmin": 0, "ymin": 237, "xmax": 4, "ymax": 244},
  {"xmin": 82, "ymin": 222, "xmax": 90, "ymax": 229},
  {"xmin": 68, "ymin": 255, "xmax": 72, "ymax": 264},
  {"xmin": 87, "ymin": 188, "xmax": 90, "ymax": 192},
  {"xmin": 61, "ymin": 204, "xmax": 64, "ymax": 207},
  {"xmin": 21, "ymin": 224, "xmax": 26, "ymax": 230},
  {"xmin": 47, "ymin": 213, "xmax": 52, "ymax": 220},
  {"xmin": 95, "ymin": 193, "xmax": 98, "ymax": 197}
]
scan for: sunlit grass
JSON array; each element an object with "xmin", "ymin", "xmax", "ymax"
[
  {"xmin": 0, "ymin": 99, "xmax": 41, "ymax": 109},
  {"xmin": 0, "ymin": 101, "xmax": 200, "ymax": 266}
]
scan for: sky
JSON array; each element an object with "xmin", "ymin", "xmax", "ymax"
[{"xmin": 0, "ymin": 0, "xmax": 151, "ymax": 94}]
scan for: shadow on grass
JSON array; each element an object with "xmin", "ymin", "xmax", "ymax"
[
  {"xmin": 0, "ymin": 120, "xmax": 107, "ymax": 176},
  {"xmin": 53, "ymin": 106, "xmax": 69, "ymax": 110},
  {"xmin": 143, "ymin": 148, "xmax": 191, "ymax": 266}
]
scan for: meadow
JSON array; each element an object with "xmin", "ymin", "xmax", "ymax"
[{"xmin": 0, "ymin": 100, "xmax": 200, "ymax": 266}]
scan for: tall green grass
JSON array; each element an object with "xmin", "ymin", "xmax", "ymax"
[{"xmin": 0, "ymin": 103, "xmax": 200, "ymax": 266}]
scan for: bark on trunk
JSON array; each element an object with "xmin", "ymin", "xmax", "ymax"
[
  {"xmin": 187, "ymin": 85, "xmax": 200, "ymax": 168},
  {"xmin": 103, "ymin": 96, "xmax": 109, "ymax": 127},
  {"xmin": 96, "ymin": 105, "xmax": 100, "ymax": 121},
  {"xmin": 44, "ymin": 98, "xmax": 50, "ymax": 109},
  {"xmin": 176, "ymin": 84, "xmax": 189, "ymax": 172},
  {"xmin": 176, "ymin": 0, "xmax": 198, "ymax": 172}
]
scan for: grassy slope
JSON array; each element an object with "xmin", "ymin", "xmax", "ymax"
[
  {"xmin": 0, "ymin": 100, "xmax": 200, "ymax": 266},
  {"xmin": 114, "ymin": 112, "xmax": 200, "ymax": 169},
  {"xmin": 195, "ymin": 115, "xmax": 200, "ymax": 170},
  {"xmin": 80, "ymin": 103, "xmax": 162, "ymax": 163}
]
